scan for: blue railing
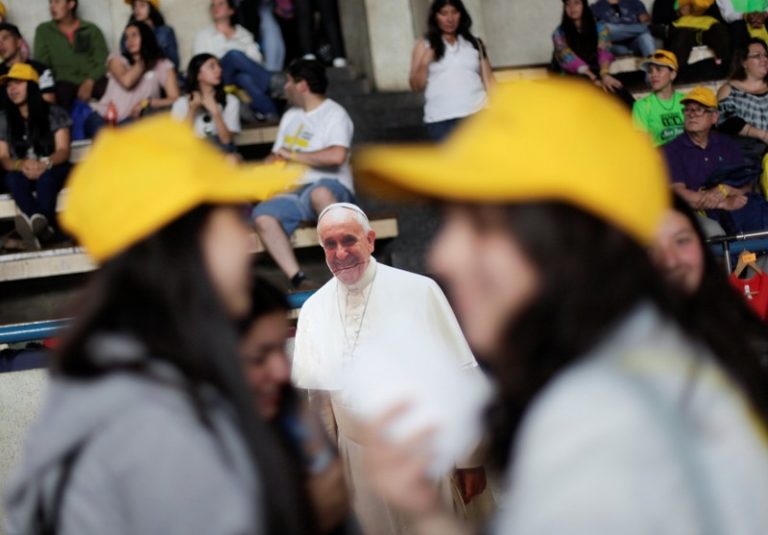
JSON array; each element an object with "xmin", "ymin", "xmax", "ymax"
[{"xmin": 0, "ymin": 291, "xmax": 317, "ymax": 345}]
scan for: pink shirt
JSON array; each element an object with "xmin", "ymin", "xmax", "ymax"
[{"xmin": 97, "ymin": 54, "xmax": 173, "ymax": 121}]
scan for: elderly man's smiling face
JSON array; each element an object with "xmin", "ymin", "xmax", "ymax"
[{"xmin": 318, "ymin": 210, "xmax": 376, "ymax": 286}]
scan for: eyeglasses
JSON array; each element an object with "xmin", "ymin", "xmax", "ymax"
[
  {"xmin": 747, "ymin": 53, "xmax": 768, "ymax": 60},
  {"xmin": 683, "ymin": 107, "xmax": 714, "ymax": 117}
]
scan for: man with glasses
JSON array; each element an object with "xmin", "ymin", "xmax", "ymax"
[
  {"xmin": 663, "ymin": 87, "xmax": 751, "ymax": 234},
  {"xmin": 633, "ymin": 50, "xmax": 685, "ymax": 146}
]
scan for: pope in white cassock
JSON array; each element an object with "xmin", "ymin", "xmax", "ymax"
[{"xmin": 292, "ymin": 203, "xmax": 488, "ymax": 535}]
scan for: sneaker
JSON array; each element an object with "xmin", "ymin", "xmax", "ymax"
[
  {"xmin": 14, "ymin": 213, "xmax": 41, "ymax": 251},
  {"xmin": 30, "ymin": 213, "xmax": 48, "ymax": 236},
  {"xmin": 332, "ymin": 57, "xmax": 348, "ymax": 68}
]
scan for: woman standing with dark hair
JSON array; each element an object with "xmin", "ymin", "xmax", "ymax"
[
  {"xmin": 172, "ymin": 53, "xmax": 240, "ymax": 152},
  {"xmin": 122, "ymin": 0, "xmax": 180, "ymax": 70},
  {"xmin": 0, "ymin": 63, "xmax": 71, "ymax": 250},
  {"xmin": 354, "ymin": 80, "xmax": 768, "ymax": 533},
  {"xmin": 553, "ymin": 0, "xmax": 635, "ymax": 108},
  {"xmin": 410, "ymin": 0, "xmax": 494, "ymax": 141},
  {"xmin": 85, "ymin": 21, "xmax": 179, "ymax": 138},
  {"xmin": 3, "ymin": 116, "xmax": 317, "ymax": 535}
]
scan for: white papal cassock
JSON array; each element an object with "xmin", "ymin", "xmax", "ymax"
[{"xmin": 292, "ymin": 258, "xmax": 481, "ymax": 535}]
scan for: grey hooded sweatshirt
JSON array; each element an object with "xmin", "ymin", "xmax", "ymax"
[{"xmin": 3, "ymin": 335, "xmax": 263, "ymax": 535}]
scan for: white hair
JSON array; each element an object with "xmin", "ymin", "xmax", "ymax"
[{"xmin": 317, "ymin": 203, "xmax": 373, "ymax": 233}]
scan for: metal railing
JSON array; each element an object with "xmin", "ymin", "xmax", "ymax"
[
  {"xmin": 0, "ymin": 291, "xmax": 316, "ymax": 345},
  {"xmin": 707, "ymin": 231, "xmax": 768, "ymax": 273}
]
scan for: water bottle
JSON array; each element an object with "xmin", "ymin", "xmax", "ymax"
[{"xmin": 105, "ymin": 101, "xmax": 118, "ymax": 127}]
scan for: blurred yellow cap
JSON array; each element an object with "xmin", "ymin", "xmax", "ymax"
[
  {"xmin": 641, "ymin": 49, "xmax": 679, "ymax": 72},
  {"xmin": 681, "ymin": 86, "xmax": 718, "ymax": 109},
  {"xmin": 124, "ymin": 0, "xmax": 160, "ymax": 9},
  {"xmin": 0, "ymin": 63, "xmax": 39, "ymax": 85},
  {"xmin": 61, "ymin": 115, "xmax": 301, "ymax": 263},
  {"xmin": 0, "ymin": 2, "xmax": 6, "ymax": 20},
  {"xmin": 355, "ymin": 79, "xmax": 670, "ymax": 244}
]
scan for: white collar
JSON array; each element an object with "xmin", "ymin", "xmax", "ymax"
[{"xmin": 338, "ymin": 257, "xmax": 377, "ymax": 293}]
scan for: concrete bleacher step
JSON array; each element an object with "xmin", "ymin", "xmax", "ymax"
[{"xmin": 0, "ymin": 218, "xmax": 399, "ymax": 283}]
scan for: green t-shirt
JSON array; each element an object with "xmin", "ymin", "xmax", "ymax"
[{"xmin": 632, "ymin": 91, "xmax": 685, "ymax": 146}]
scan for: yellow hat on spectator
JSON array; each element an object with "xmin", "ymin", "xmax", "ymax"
[
  {"xmin": 682, "ymin": 86, "xmax": 718, "ymax": 109},
  {"xmin": 354, "ymin": 79, "xmax": 670, "ymax": 245},
  {"xmin": 0, "ymin": 63, "xmax": 39, "ymax": 85},
  {"xmin": 641, "ymin": 49, "xmax": 679, "ymax": 72},
  {"xmin": 0, "ymin": 2, "xmax": 6, "ymax": 20},
  {"xmin": 124, "ymin": 0, "xmax": 160, "ymax": 10},
  {"xmin": 61, "ymin": 115, "xmax": 301, "ymax": 263}
]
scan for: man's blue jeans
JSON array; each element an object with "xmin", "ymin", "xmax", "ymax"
[
  {"xmin": 605, "ymin": 23, "xmax": 656, "ymax": 58},
  {"xmin": 260, "ymin": 1, "xmax": 286, "ymax": 71},
  {"xmin": 220, "ymin": 50, "xmax": 278, "ymax": 116}
]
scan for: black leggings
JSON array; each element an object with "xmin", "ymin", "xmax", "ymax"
[
  {"xmin": 669, "ymin": 23, "xmax": 730, "ymax": 77},
  {"xmin": 294, "ymin": 0, "xmax": 345, "ymax": 58}
]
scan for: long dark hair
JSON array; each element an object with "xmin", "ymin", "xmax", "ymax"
[
  {"xmin": 730, "ymin": 37, "xmax": 768, "ymax": 82},
  {"xmin": 185, "ymin": 53, "xmax": 226, "ymax": 107},
  {"xmin": 462, "ymin": 203, "xmax": 768, "ymax": 469},
  {"xmin": 128, "ymin": 1, "xmax": 167, "ymax": 27},
  {"xmin": 122, "ymin": 21, "xmax": 164, "ymax": 71},
  {"xmin": 561, "ymin": 0, "xmax": 599, "ymax": 67},
  {"xmin": 55, "ymin": 205, "xmax": 315, "ymax": 535},
  {"xmin": 426, "ymin": 0, "xmax": 483, "ymax": 61},
  {"xmin": 6, "ymin": 80, "xmax": 54, "ymax": 158}
]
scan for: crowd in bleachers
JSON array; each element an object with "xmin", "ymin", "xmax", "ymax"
[{"xmin": 0, "ymin": 0, "xmax": 349, "ymax": 253}]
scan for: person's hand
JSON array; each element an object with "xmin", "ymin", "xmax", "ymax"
[
  {"xmin": 696, "ymin": 189, "xmax": 722, "ymax": 210},
  {"xmin": 130, "ymin": 100, "xmax": 146, "ymax": 118},
  {"xmin": 77, "ymin": 78, "xmax": 95, "ymax": 102},
  {"xmin": 362, "ymin": 403, "xmax": 441, "ymax": 516},
  {"xmin": 20, "ymin": 159, "xmax": 45, "ymax": 180},
  {"xmin": 201, "ymin": 91, "xmax": 219, "ymax": 115},
  {"xmin": 454, "ymin": 467, "xmax": 487, "ymax": 505},
  {"xmin": 307, "ymin": 459, "xmax": 349, "ymax": 534},
  {"xmin": 276, "ymin": 147, "xmax": 295, "ymax": 161},
  {"xmin": 600, "ymin": 74, "xmax": 623, "ymax": 93},
  {"xmin": 189, "ymin": 91, "xmax": 203, "ymax": 112},
  {"xmin": 720, "ymin": 194, "xmax": 749, "ymax": 211}
]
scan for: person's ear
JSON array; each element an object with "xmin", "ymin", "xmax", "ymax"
[
  {"xmin": 367, "ymin": 230, "xmax": 376, "ymax": 253},
  {"xmin": 670, "ymin": 69, "xmax": 678, "ymax": 82}
]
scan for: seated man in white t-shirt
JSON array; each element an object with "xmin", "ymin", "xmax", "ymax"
[{"xmin": 253, "ymin": 59, "xmax": 355, "ymax": 289}]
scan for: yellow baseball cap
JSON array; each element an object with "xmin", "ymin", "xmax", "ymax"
[
  {"xmin": 124, "ymin": 0, "xmax": 160, "ymax": 9},
  {"xmin": 681, "ymin": 86, "xmax": 718, "ymax": 109},
  {"xmin": 61, "ymin": 115, "xmax": 301, "ymax": 263},
  {"xmin": 0, "ymin": 63, "xmax": 39, "ymax": 85},
  {"xmin": 0, "ymin": 2, "xmax": 6, "ymax": 20},
  {"xmin": 355, "ymin": 79, "xmax": 670, "ymax": 244},
  {"xmin": 641, "ymin": 49, "xmax": 679, "ymax": 72}
]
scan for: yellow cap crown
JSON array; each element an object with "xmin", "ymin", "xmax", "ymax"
[
  {"xmin": 355, "ymin": 79, "xmax": 670, "ymax": 244},
  {"xmin": 0, "ymin": 63, "xmax": 40, "ymax": 85},
  {"xmin": 682, "ymin": 86, "xmax": 718, "ymax": 109},
  {"xmin": 61, "ymin": 115, "xmax": 301, "ymax": 263}
]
